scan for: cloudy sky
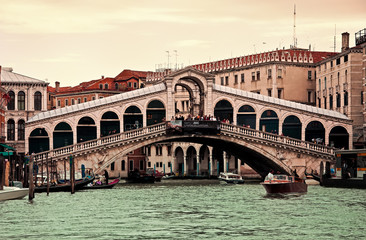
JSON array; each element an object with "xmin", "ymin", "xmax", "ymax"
[{"xmin": 0, "ymin": 0, "xmax": 365, "ymax": 87}]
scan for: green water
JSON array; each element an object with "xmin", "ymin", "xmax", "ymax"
[{"xmin": 1, "ymin": 180, "xmax": 365, "ymax": 240}]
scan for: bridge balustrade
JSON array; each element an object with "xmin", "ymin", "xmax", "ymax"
[{"xmin": 32, "ymin": 122, "xmax": 334, "ymax": 164}]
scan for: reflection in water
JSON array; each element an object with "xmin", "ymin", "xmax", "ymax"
[{"xmin": 1, "ymin": 180, "xmax": 366, "ymax": 240}]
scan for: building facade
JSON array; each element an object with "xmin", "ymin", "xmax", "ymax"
[
  {"xmin": 1, "ymin": 67, "xmax": 48, "ymax": 155},
  {"xmin": 316, "ymin": 31, "xmax": 365, "ymax": 148}
]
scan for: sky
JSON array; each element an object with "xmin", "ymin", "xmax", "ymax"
[{"xmin": 0, "ymin": 0, "xmax": 365, "ymax": 87}]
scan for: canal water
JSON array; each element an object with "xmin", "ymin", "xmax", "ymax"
[{"xmin": 1, "ymin": 180, "xmax": 365, "ymax": 240}]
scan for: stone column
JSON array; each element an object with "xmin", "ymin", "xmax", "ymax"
[
  {"xmin": 196, "ymin": 154, "xmax": 200, "ymax": 176},
  {"xmin": 301, "ymin": 123, "xmax": 306, "ymax": 142},
  {"xmin": 223, "ymin": 151, "xmax": 228, "ymax": 173},
  {"xmin": 237, "ymin": 158, "xmax": 241, "ymax": 175},
  {"xmin": 184, "ymin": 155, "xmax": 187, "ymax": 175},
  {"xmin": 273, "ymin": 65, "xmax": 278, "ymax": 98},
  {"xmin": 209, "ymin": 147, "xmax": 213, "ymax": 176}
]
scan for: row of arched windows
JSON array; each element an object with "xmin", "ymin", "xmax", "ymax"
[
  {"xmin": 7, "ymin": 119, "xmax": 25, "ymax": 141},
  {"xmin": 7, "ymin": 91, "xmax": 42, "ymax": 111}
]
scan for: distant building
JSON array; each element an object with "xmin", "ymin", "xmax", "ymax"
[
  {"xmin": 0, "ymin": 67, "xmax": 48, "ymax": 155},
  {"xmin": 48, "ymin": 69, "xmax": 148, "ymax": 110},
  {"xmin": 316, "ymin": 30, "xmax": 365, "ymax": 148}
]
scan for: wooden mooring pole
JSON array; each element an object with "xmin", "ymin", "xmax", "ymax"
[
  {"xmin": 70, "ymin": 155, "xmax": 75, "ymax": 194},
  {"xmin": 46, "ymin": 156, "xmax": 50, "ymax": 196},
  {"xmin": 0, "ymin": 156, "xmax": 5, "ymax": 190},
  {"xmin": 28, "ymin": 155, "xmax": 35, "ymax": 201}
]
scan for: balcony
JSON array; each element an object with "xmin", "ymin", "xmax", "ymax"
[
  {"xmin": 328, "ymin": 87, "xmax": 333, "ymax": 94},
  {"xmin": 343, "ymin": 106, "xmax": 348, "ymax": 116},
  {"xmin": 343, "ymin": 82, "xmax": 348, "ymax": 90},
  {"xmin": 323, "ymin": 89, "xmax": 327, "ymax": 95}
]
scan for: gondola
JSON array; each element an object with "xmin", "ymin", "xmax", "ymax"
[
  {"xmin": 82, "ymin": 178, "xmax": 120, "ymax": 189},
  {"xmin": 34, "ymin": 176, "xmax": 94, "ymax": 193}
]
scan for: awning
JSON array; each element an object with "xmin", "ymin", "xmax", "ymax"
[
  {"xmin": 0, "ymin": 152, "xmax": 14, "ymax": 156},
  {"xmin": 0, "ymin": 143, "xmax": 15, "ymax": 151}
]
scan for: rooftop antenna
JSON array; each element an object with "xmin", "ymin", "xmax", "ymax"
[
  {"xmin": 166, "ymin": 51, "xmax": 170, "ymax": 69},
  {"xmin": 174, "ymin": 50, "xmax": 178, "ymax": 70},
  {"xmin": 333, "ymin": 24, "xmax": 336, "ymax": 52},
  {"xmin": 293, "ymin": 4, "xmax": 297, "ymax": 48}
]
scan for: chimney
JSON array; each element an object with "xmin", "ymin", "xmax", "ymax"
[
  {"xmin": 101, "ymin": 75, "xmax": 104, "ymax": 79},
  {"xmin": 55, "ymin": 81, "xmax": 60, "ymax": 92},
  {"xmin": 341, "ymin": 32, "xmax": 349, "ymax": 52}
]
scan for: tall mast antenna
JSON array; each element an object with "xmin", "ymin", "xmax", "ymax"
[
  {"xmin": 293, "ymin": 4, "xmax": 297, "ymax": 48},
  {"xmin": 334, "ymin": 24, "xmax": 337, "ymax": 52}
]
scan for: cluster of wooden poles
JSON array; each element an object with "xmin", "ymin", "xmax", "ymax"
[
  {"xmin": 0, "ymin": 154, "xmax": 77, "ymax": 201},
  {"xmin": 28, "ymin": 155, "xmax": 77, "ymax": 201}
]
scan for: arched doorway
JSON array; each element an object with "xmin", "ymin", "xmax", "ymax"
[
  {"xmin": 237, "ymin": 105, "xmax": 256, "ymax": 129},
  {"xmin": 282, "ymin": 115, "xmax": 302, "ymax": 139},
  {"xmin": 187, "ymin": 146, "xmax": 197, "ymax": 175},
  {"xmin": 305, "ymin": 121, "xmax": 325, "ymax": 144},
  {"xmin": 77, "ymin": 117, "xmax": 96, "ymax": 143},
  {"xmin": 199, "ymin": 145, "xmax": 210, "ymax": 176},
  {"xmin": 100, "ymin": 111, "xmax": 120, "ymax": 137},
  {"xmin": 260, "ymin": 110, "xmax": 279, "ymax": 133},
  {"xmin": 29, "ymin": 128, "xmax": 49, "ymax": 153},
  {"xmin": 213, "ymin": 147, "xmax": 224, "ymax": 176},
  {"xmin": 329, "ymin": 126, "xmax": 349, "ymax": 149},
  {"xmin": 146, "ymin": 100, "xmax": 166, "ymax": 126},
  {"xmin": 214, "ymin": 100, "xmax": 233, "ymax": 123},
  {"xmin": 124, "ymin": 106, "xmax": 143, "ymax": 131},
  {"xmin": 53, "ymin": 122, "xmax": 73, "ymax": 149},
  {"xmin": 174, "ymin": 147, "xmax": 184, "ymax": 174}
]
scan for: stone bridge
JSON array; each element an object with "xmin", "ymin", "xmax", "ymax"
[
  {"xmin": 25, "ymin": 67, "xmax": 352, "ymax": 177},
  {"xmin": 30, "ymin": 122, "xmax": 336, "ymax": 177}
]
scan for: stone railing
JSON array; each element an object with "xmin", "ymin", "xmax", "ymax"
[
  {"xmin": 220, "ymin": 123, "xmax": 335, "ymax": 156},
  {"xmin": 32, "ymin": 123, "xmax": 167, "ymax": 163},
  {"xmin": 31, "ymin": 122, "xmax": 335, "ymax": 163}
]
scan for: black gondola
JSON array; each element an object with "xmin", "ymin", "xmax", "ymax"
[{"xmin": 34, "ymin": 176, "xmax": 94, "ymax": 193}]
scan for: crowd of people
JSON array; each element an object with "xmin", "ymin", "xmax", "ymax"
[{"xmin": 172, "ymin": 114, "xmax": 233, "ymax": 124}]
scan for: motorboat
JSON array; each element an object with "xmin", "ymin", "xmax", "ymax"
[
  {"xmin": 0, "ymin": 186, "xmax": 29, "ymax": 201},
  {"xmin": 261, "ymin": 174, "xmax": 307, "ymax": 194},
  {"xmin": 218, "ymin": 172, "xmax": 244, "ymax": 184}
]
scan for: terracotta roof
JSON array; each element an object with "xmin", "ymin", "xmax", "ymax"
[{"xmin": 115, "ymin": 69, "xmax": 148, "ymax": 81}]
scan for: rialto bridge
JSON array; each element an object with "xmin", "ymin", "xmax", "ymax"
[{"xmin": 25, "ymin": 67, "xmax": 352, "ymax": 178}]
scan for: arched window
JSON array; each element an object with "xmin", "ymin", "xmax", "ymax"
[
  {"xmin": 115, "ymin": 83, "xmax": 119, "ymax": 90},
  {"xmin": 7, "ymin": 91, "xmax": 15, "ymax": 110},
  {"xmin": 7, "ymin": 119, "xmax": 15, "ymax": 141},
  {"xmin": 18, "ymin": 91, "xmax": 25, "ymax": 110},
  {"xmin": 121, "ymin": 160, "xmax": 125, "ymax": 171},
  {"xmin": 17, "ymin": 120, "xmax": 25, "ymax": 140},
  {"xmin": 34, "ymin": 91, "xmax": 42, "ymax": 110},
  {"xmin": 105, "ymin": 83, "xmax": 109, "ymax": 89}
]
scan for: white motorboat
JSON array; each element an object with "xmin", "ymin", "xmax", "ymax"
[
  {"xmin": 0, "ymin": 186, "xmax": 29, "ymax": 201},
  {"xmin": 218, "ymin": 172, "xmax": 244, "ymax": 184}
]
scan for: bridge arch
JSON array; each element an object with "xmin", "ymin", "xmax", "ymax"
[
  {"xmin": 96, "ymin": 134, "xmax": 293, "ymax": 177},
  {"xmin": 282, "ymin": 115, "xmax": 302, "ymax": 140},
  {"xmin": 145, "ymin": 99, "xmax": 166, "ymax": 126},
  {"xmin": 305, "ymin": 120, "xmax": 325, "ymax": 144},
  {"xmin": 259, "ymin": 109, "xmax": 279, "ymax": 133},
  {"xmin": 214, "ymin": 98, "xmax": 234, "ymax": 123},
  {"xmin": 29, "ymin": 128, "xmax": 49, "ymax": 154},
  {"xmin": 53, "ymin": 122, "xmax": 73, "ymax": 149},
  {"xmin": 123, "ymin": 105, "xmax": 143, "ymax": 131},
  {"xmin": 174, "ymin": 146, "xmax": 184, "ymax": 174},
  {"xmin": 77, "ymin": 116, "xmax": 97, "ymax": 143},
  {"xmin": 187, "ymin": 145, "xmax": 197, "ymax": 175},
  {"xmin": 329, "ymin": 126, "xmax": 349, "ymax": 149},
  {"xmin": 100, "ymin": 111, "xmax": 120, "ymax": 137},
  {"xmin": 236, "ymin": 104, "xmax": 256, "ymax": 129}
]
